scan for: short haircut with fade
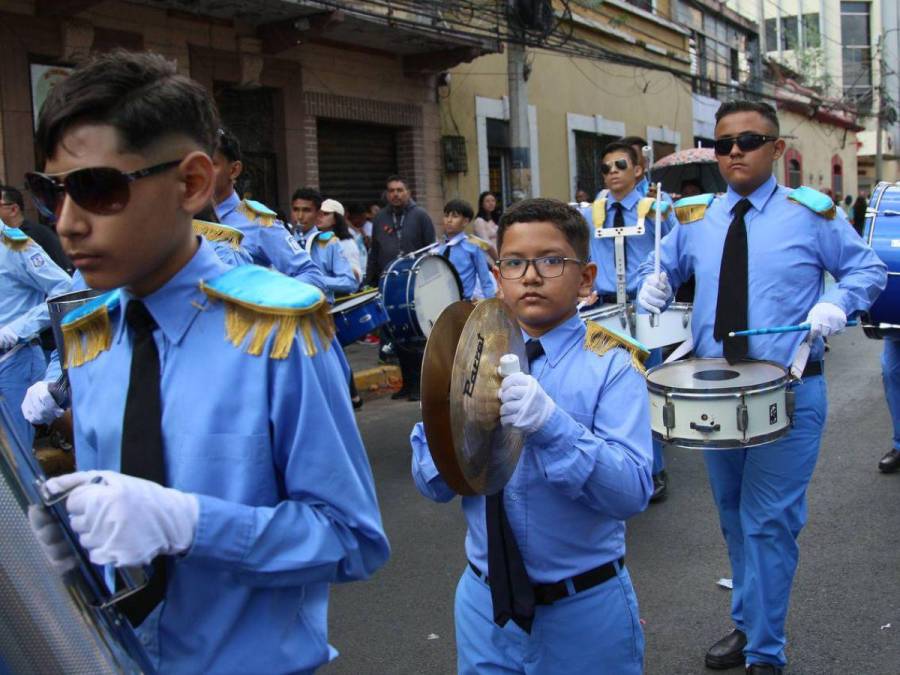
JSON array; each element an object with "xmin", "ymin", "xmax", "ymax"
[
  {"xmin": 216, "ymin": 127, "xmax": 242, "ymax": 163},
  {"xmin": 602, "ymin": 141, "xmax": 640, "ymax": 166},
  {"xmin": 385, "ymin": 174, "xmax": 408, "ymax": 188},
  {"xmin": 715, "ymin": 100, "xmax": 780, "ymax": 135},
  {"xmin": 620, "ymin": 135, "xmax": 647, "ymax": 149},
  {"xmin": 36, "ymin": 50, "xmax": 220, "ymax": 161},
  {"xmin": 443, "ymin": 198, "xmax": 474, "ymax": 220},
  {"xmin": 291, "ymin": 187, "xmax": 323, "ymax": 208},
  {"xmin": 498, "ymin": 198, "xmax": 589, "ymax": 261}
]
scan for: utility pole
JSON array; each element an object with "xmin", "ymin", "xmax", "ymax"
[
  {"xmin": 757, "ymin": 0, "xmax": 767, "ymax": 56},
  {"xmin": 507, "ymin": 8, "xmax": 531, "ymax": 202},
  {"xmin": 876, "ymin": 34, "xmax": 884, "ymax": 183}
]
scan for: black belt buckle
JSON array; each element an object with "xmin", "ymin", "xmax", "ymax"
[{"xmin": 801, "ymin": 360, "xmax": 823, "ymax": 379}]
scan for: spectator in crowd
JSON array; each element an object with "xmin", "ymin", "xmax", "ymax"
[
  {"xmin": 472, "ymin": 190, "xmax": 502, "ymax": 252},
  {"xmin": 678, "ymin": 179, "xmax": 705, "ymax": 199},
  {"xmin": 575, "ymin": 188, "xmax": 590, "ymax": 204},
  {"xmin": 319, "ymin": 199, "xmax": 363, "ymax": 288},
  {"xmin": 0, "ymin": 184, "xmax": 72, "ymax": 273},
  {"xmin": 346, "ymin": 202, "xmax": 371, "ymax": 269},
  {"xmin": 844, "ymin": 194, "xmax": 853, "ymax": 210},
  {"xmin": 853, "ymin": 194, "xmax": 868, "ymax": 235},
  {"xmin": 363, "ymin": 200, "xmax": 380, "ymax": 240}
]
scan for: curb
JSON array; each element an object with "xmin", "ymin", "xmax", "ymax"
[{"xmin": 354, "ymin": 365, "xmax": 402, "ymax": 394}]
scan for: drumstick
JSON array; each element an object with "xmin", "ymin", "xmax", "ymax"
[
  {"xmin": 729, "ymin": 319, "xmax": 859, "ymax": 337},
  {"xmin": 649, "ymin": 183, "xmax": 663, "ymax": 328}
]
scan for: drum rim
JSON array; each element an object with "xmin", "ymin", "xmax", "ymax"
[
  {"xmin": 646, "ymin": 358, "xmax": 789, "ymax": 395},
  {"xmin": 652, "ymin": 424, "xmax": 790, "ymax": 449},
  {"xmin": 409, "ymin": 253, "xmax": 463, "ymax": 337},
  {"xmin": 329, "ymin": 291, "xmax": 381, "ymax": 314}
]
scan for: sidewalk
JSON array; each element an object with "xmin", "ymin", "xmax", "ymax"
[{"xmin": 344, "ymin": 341, "xmax": 401, "ymax": 398}]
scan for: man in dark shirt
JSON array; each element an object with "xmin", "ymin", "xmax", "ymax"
[
  {"xmin": 366, "ymin": 175, "xmax": 436, "ymax": 401},
  {"xmin": 0, "ymin": 185, "xmax": 72, "ymax": 273}
]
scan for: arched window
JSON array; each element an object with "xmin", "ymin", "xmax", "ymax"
[
  {"xmin": 831, "ymin": 154, "xmax": 844, "ymax": 199},
  {"xmin": 784, "ymin": 149, "xmax": 803, "ymax": 188}
]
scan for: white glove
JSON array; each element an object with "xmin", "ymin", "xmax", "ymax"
[
  {"xmin": 22, "ymin": 380, "xmax": 65, "ymax": 425},
  {"xmin": 498, "ymin": 371, "xmax": 556, "ymax": 435},
  {"xmin": 638, "ymin": 272, "xmax": 672, "ymax": 314},
  {"xmin": 805, "ymin": 302, "xmax": 847, "ymax": 340},
  {"xmin": 28, "ymin": 504, "xmax": 78, "ymax": 574},
  {"xmin": 45, "ymin": 471, "xmax": 199, "ymax": 568},
  {"xmin": 0, "ymin": 326, "xmax": 17, "ymax": 350}
]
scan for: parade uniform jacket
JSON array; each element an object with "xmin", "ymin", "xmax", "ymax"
[
  {"xmin": 0, "ymin": 224, "xmax": 72, "ymax": 340},
  {"xmin": 636, "ymin": 176, "xmax": 887, "ymax": 366},
  {"xmin": 215, "ymin": 190, "xmax": 327, "ymax": 291},
  {"xmin": 65, "ymin": 240, "xmax": 389, "ymax": 674},
  {"xmin": 583, "ymin": 187, "xmax": 678, "ymax": 298},
  {"xmin": 411, "ymin": 313, "xmax": 653, "ymax": 583},
  {"xmin": 437, "ymin": 232, "xmax": 496, "ymax": 301},
  {"xmin": 296, "ymin": 226, "xmax": 358, "ymax": 303}
]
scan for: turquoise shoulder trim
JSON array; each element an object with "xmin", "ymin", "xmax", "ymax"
[
  {"xmin": 61, "ymin": 290, "xmax": 120, "ymax": 328},
  {"xmin": 1, "ymin": 226, "xmax": 29, "ymax": 243},
  {"xmin": 202, "ymin": 264, "xmax": 324, "ymax": 312},
  {"xmin": 243, "ymin": 199, "xmax": 276, "ymax": 217},
  {"xmin": 316, "ymin": 231, "xmax": 335, "ymax": 245},
  {"xmin": 787, "ymin": 186, "xmax": 836, "ymax": 219},
  {"xmin": 673, "ymin": 194, "xmax": 715, "ymax": 209}
]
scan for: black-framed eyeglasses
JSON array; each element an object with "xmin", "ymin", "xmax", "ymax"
[
  {"xmin": 495, "ymin": 256, "xmax": 585, "ymax": 280},
  {"xmin": 600, "ymin": 158, "xmax": 630, "ymax": 175},
  {"xmin": 714, "ymin": 134, "xmax": 778, "ymax": 156},
  {"xmin": 25, "ymin": 159, "xmax": 183, "ymax": 221}
]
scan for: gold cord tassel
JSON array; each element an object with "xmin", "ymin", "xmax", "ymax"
[
  {"xmin": 220, "ymin": 300, "xmax": 335, "ymax": 358},
  {"xmin": 584, "ymin": 321, "xmax": 648, "ymax": 374}
]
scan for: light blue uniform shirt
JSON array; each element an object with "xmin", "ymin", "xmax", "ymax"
[
  {"xmin": 216, "ymin": 190, "xmax": 328, "ymax": 292},
  {"xmin": 296, "ymin": 226, "xmax": 358, "ymax": 303},
  {"xmin": 0, "ymin": 224, "xmax": 72, "ymax": 339},
  {"xmin": 207, "ymin": 237, "xmax": 252, "ymax": 268},
  {"xmin": 583, "ymin": 188, "xmax": 678, "ymax": 297},
  {"xmin": 637, "ymin": 176, "xmax": 887, "ymax": 367},
  {"xmin": 437, "ymin": 232, "xmax": 496, "ymax": 301},
  {"xmin": 68, "ymin": 240, "xmax": 389, "ymax": 674},
  {"xmin": 411, "ymin": 312, "xmax": 652, "ymax": 583}
]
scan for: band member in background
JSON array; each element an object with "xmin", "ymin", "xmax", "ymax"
[
  {"xmin": 438, "ymin": 199, "xmax": 496, "ymax": 301},
  {"xmin": 637, "ymin": 100, "xmax": 885, "ymax": 675}
]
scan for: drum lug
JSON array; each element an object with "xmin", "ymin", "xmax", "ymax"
[
  {"xmin": 786, "ymin": 389, "xmax": 796, "ymax": 424},
  {"xmin": 736, "ymin": 402, "xmax": 749, "ymax": 441},
  {"xmin": 682, "ymin": 312, "xmax": 689, "ymax": 329},
  {"xmin": 662, "ymin": 401, "xmax": 676, "ymax": 432}
]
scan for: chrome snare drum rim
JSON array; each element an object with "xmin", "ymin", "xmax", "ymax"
[{"xmin": 646, "ymin": 358, "xmax": 789, "ymax": 396}]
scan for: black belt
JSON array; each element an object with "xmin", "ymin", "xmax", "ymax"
[
  {"xmin": 468, "ymin": 557, "xmax": 624, "ymax": 606},
  {"xmin": 802, "ymin": 360, "xmax": 823, "ymax": 378},
  {"xmin": 598, "ymin": 294, "xmax": 634, "ymax": 304}
]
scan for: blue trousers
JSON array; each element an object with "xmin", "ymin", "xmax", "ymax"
[
  {"xmin": 0, "ymin": 344, "xmax": 45, "ymax": 451},
  {"xmin": 703, "ymin": 375, "xmax": 827, "ymax": 667},
  {"xmin": 455, "ymin": 564, "xmax": 644, "ymax": 674},
  {"xmin": 646, "ymin": 348, "xmax": 665, "ymax": 474},
  {"xmin": 881, "ymin": 339, "xmax": 900, "ymax": 451}
]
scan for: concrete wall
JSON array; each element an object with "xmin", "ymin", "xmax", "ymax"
[{"xmin": 776, "ymin": 109, "xmax": 858, "ymax": 200}]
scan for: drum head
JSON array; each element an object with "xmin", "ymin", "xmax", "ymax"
[
  {"xmin": 330, "ymin": 291, "xmax": 379, "ymax": 314},
  {"xmin": 647, "ymin": 358, "xmax": 787, "ymax": 393},
  {"xmin": 412, "ymin": 255, "xmax": 462, "ymax": 338}
]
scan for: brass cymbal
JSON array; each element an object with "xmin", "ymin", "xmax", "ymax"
[
  {"xmin": 449, "ymin": 298, "xmax": 529, "ymax": 495},
  {"xmin": 421, "ymin": 301, "xmax": 477, "ymax": 496}
]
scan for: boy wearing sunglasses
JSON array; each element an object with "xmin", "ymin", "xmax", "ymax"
[
  {"xmin": 637, "ymin": 100, "xmax": 886, "ymax": 674},
  {"xmin": 30, "ymin": 50, "xmax": 389, "ymax": 673},
  {"xmin": 583, "ymin": 141, "xmax": 678, "ymax": 502},
  {"xmin": 411, "ymin": 198, "xmax": 653, "ymax": 674}
]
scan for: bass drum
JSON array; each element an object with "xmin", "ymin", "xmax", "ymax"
[
  {"xmin": 862, "ymin": 181, "xmax": 900, "ymax": 339},
  {"xmin": 380, "ymin": 253, "xmax": 463, "ymax": 342}
]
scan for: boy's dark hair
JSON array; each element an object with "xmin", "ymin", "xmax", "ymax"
[
  {"xmin": 385, "ymin": 174, "xmax": 408, "ymax": 188},
  {"xmin": 216, "ymin": 127, "xmax": 242, "ymax": 163},
  {"xmin": 497, "ymin": 198, "xmax": 589, "ymax": 260},
  {"xmin": 36, "ymin": 50, "xmax": 220, "ymax": 161},
  {"xmin": 715, "ymin": 100, "xmax": 780, "ymax": 135},
  {"xmin": 477, "ymin": 190, "xmax": 503, "ymax": 222},
  {"xmin": 444, "ymin": 198, "xmax": 474, "ymax": 221},
  {"xmin": 291, "ymin": 187, "xmax": 323, "ymax": 209},
  {"xmin": 346, "ymin": 202, "xmax": 366, "ymax": 217},
  {"xmin": 0, "ymin": 185, "xmax": 24, "ymax": 210},
  {"xmin": 602, "ymin": 141, "xmax": 639, "ymax": 166},
  {"xmin": 620, "ymin": 135, "xmax": 647, "ymax": 149}
]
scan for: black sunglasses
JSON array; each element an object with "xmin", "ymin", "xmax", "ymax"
[
  {"xmin": 714, "ymin": 134, "xmax": 778, "ymax": 156},
  {"xmin": 600, "ymin": 158, "xmax": 630, "ymax": 175},
  {"xmin": 25, "ymin": 160, "xmax": 183, "ymax": 221}
]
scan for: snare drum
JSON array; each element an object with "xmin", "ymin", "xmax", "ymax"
[
  {"xmin": 580, "ymin": 302, "xmax": 692, "ymax": 349},
  {"xmin": 862, "ymin": 181, "xmax": 900, "ymax": 338},
  {"xmin": 330, "ymin": 291, "xmax": 389, "ymax": 347},
  {"xmin": 646, "ymin": 358, "xmax": 792, "ymax": 449},
  {"xmin": 380, "ymin": 253, "xmax": 463, "ymax": 341}
]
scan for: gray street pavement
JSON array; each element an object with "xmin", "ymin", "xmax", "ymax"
[{"xmin": 323, "ymin": 328, "xmax": 900, "ymax": 675}]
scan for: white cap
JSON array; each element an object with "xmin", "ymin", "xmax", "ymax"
[{"xmin": 321, "ymin": 198, "xmax": 345, "ymax": 216}]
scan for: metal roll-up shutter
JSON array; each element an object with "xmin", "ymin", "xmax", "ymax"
[{"xmin": 317, "ymin": 119, "xmax": 398, "ymax": 205}]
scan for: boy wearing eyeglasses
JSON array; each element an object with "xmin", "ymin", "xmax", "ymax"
[
  {"xmin": 637, "ymin": 100, "xmax": 885, "ymax": 674},
  {"xmin": 410, "ymin": 198, "xmax": 653, "ymax": 674},
  {"xmin": 27, "ymin": 50, "xmax": 389, "ymax": 674},
  {"xmin": 439, "ymin": 198, "xmax": 496, "ymax": 301}
]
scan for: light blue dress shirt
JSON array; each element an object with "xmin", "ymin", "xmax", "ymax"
[
  {"xmin": 437, "ymin": 232, "xmax": 496, "ymax": 301},
  {"xmin": 636, "ymin": 175, "xmax": 887, "ymax": 367},
  {"xmin": 67, "ymin": 240, "xmax": 389, "ymax": 674},
  {"xmin": 583, "ymin": 188, "xmax": 678, "ymax": 297},
  {"xmin": 215, "ymin": 190, "xmax": 328, "ymax": 292},
  {"xmin": 411, "ymin": 312, "xmax": 652, "ymax": 584},
  {"xmin": 296, "ymin": 226, "xmax": 358, "ymax": 303}
]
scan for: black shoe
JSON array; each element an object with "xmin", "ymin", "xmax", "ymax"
[
  {"xmin": 705, "ymin": 628, "xmax": 746, "ymax": 670},
  {"xmin": 407, "ymin": 390, "xmax": 421, "ymax": 402},
  {"xmin": 746, "ymin": 665, "xmax": 782, "ymax": 675},
  {"xmin": 878, "ymin": 449, "xmax": 900, "ymax": 473},
  {"xmin": 649, "ymin": 470, "xmax": 668, "ymax": 503},
  {"xmin": 391, "ymin": 388, "xmax": 409, "ymax": 400},
  {"xmin": 352, "ymin": 396, "xmax": 364, "ymax": 410}
]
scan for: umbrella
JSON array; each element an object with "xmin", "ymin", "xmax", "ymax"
[{"xmin": 649, "ymin": 147, "xmax": 726, "ymax": 198}]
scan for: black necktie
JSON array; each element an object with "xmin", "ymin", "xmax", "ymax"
[
  {"xmin": 441, "ymin": 241, "xmax": 451, "ymax": 260},
  {"xmin": 714, "ymin": 199, "xmax": 753, "ymax": 364},
  {"xmin": 117, "ymin": 300, "xmax": 167, "ymax": 626},
  {"xmin": 485, "ymin": 338, "xmax": 543, "ymax": 634}
]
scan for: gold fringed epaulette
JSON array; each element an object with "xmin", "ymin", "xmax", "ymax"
[
  {"xmin": 466, "ymin": 234, "xmax": 493, "ymax": 253},
  {"xmin": 200, "ymin": 265, "xmax": 335, "ymax": 359},
  {"xmin": 584, "ymin": 320, "xmax": 650, "ymax": 374},
  {"xmin": 60, "ymin": 291, "xmax": 120, "ymax": 367},
  {"xmin": 673, "ymin": 194, "xmax": 715, "ymax": 224},
  {"xmin": 1, "ymin": 226, "xmax": 32, "ymax": 251},
  {"xmin": 591, "ymin": 198, "xmax": 607, "ymax": 230},
  {"xmin": 236, "ymin": 199, "xmax": 278, "ymax": 227},
  {"xmin": 637, "ymin": 197, "xmax": 671, "ymax": 221},
  {"xmin": 193, "ymin": 219, "xmax": 245, "ymax": 250}
]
